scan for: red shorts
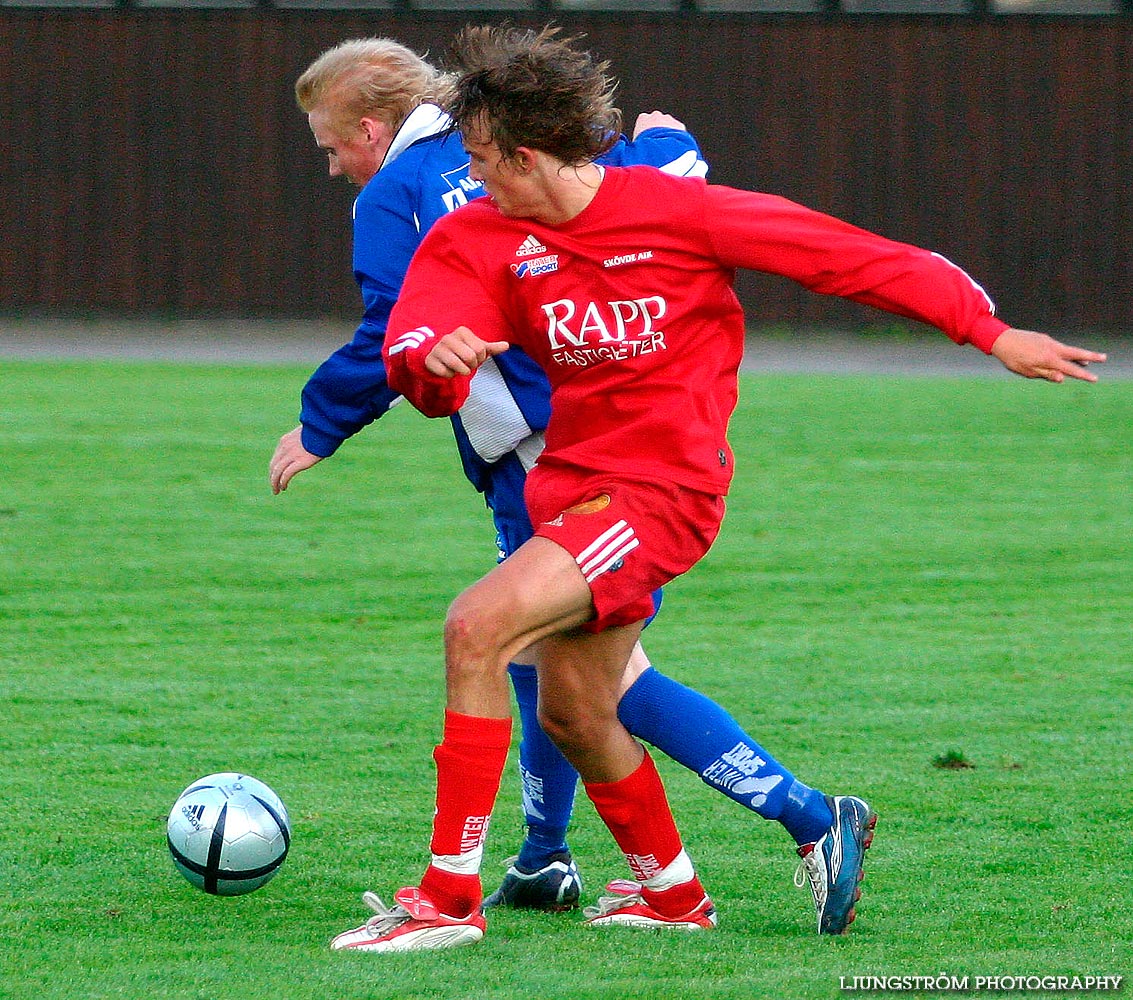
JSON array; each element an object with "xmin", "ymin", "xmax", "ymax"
[{"xmin": 524, "ymin": 465, "xmax": 726, "ymax": 633}]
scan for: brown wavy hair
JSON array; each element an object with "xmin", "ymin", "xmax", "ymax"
[{"xmin": 444, "ymin": 24, "xmax": 622, "ymax": 167}]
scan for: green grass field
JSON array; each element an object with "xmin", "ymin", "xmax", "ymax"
[{"xmin": 1, "ymin": 358, "xmax": 1129, "ymax": 999}]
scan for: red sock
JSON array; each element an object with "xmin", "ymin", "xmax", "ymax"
[
  {"xmin": 584, "ymin": 749, "xmax": 705, "ymax": 916},
  {"xmin": 418, "ymin": 710, "xmax": 512, "ymax": 918}
]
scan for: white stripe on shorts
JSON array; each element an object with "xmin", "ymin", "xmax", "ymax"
[{"xmin": 577, "ymin": 520, "xmax": 640, "ymax": 582}]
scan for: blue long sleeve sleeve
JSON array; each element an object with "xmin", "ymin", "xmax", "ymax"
[{"xmin": 296, "ymin": 157, "xmax": 428, "ymax": 456}]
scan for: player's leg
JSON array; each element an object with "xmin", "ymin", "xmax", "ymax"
[
  {"xmin": 535, "ymin": 625, "xmax": 715, "ymax": 929},
  {"xmin": 480, "ymin": 654, "xmax": 583, "ymax": 911},
  {"xmin": 494, "ymin": 583, "xmax": 874, "ymax": 927},
  {"xmin": 617, "ymin": 644, "xmax": 832, "ymax": 844},
  {"xmin": 481, "ymin": 454, "xmax": 585, "ymax": 910},
  {"xmin": 518, "ymin": 474, "xmax": 721, "ymax": 929},
  {"xmin": 331, "ymin": 536, "xmax": 596, "ymax": 952},
  {"xmin": 614, "ymin": 645, "xmax": 876, "ymax": 933},
  {"xmin": 425, "ymin": 534, "xmax": 596, "ymax": 902}
]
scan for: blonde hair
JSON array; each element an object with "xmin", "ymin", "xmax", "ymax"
[{"xmin": 295, "ymin": 38, "xmax": 452, "ymax": 136}]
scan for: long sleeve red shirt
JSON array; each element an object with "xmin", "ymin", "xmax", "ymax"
[{"xmin": 386, "ymin": 167, "xmax": 1008, "ymax": 496}]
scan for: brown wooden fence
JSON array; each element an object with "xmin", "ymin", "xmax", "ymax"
[{"xmin": 1, "ymin": 10, "xmax": 1130, "ymax": 331}]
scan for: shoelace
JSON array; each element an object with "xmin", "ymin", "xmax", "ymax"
[
  {"xmin": 793, "ymin": 853, "xmax": 827, "ymax": 906},
  {"xmin": 583, "ymin": 891, "xmax": 644, "ymax": 920},
  {"xmin": 360, "ymin": 890, "xmax": 412, "ymax": 932}
]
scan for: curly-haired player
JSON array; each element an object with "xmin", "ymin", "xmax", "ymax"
[{"xmin": 329, "ymin": 24, "xmax": 1105, "ymax": 952}]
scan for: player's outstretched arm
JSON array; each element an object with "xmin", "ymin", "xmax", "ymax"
[
  {"xmin": 991, "ymin": 328, "xmax": 1107, "ymax": 383},
  {"xmin": 269, "ymin": 425, "xmax": 324, "ymax": 495}
]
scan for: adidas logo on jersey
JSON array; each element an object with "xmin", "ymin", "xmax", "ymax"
[{"xmin": 516, "ymin": 234, "xmax": 548, "ymax": 257}]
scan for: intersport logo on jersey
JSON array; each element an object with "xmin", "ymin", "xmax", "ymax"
[{"xmin": 540, "ymin": 295, "xmax": 668, "ymax": 367}]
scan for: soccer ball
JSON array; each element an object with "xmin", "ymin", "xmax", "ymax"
[{"xmin": 167, "ymin": 772, "xmax": 291, "ymax": 896}]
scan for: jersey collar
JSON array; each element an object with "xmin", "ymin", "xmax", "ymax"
[{"xmin": 381, "ymin": 104, "xmax": 453, "ymax": 170}]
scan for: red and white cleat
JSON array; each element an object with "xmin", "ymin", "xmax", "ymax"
[
  {"xmin": 330, "ymin": 887, "xmax": 486, "ymax": 953},
  {"xmin": 583, "ymin": 888, "xmax": 717, "ymax": 930}
]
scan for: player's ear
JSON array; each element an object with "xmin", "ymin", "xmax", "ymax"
[
  {"xmin": 359, "ymin": 116, "xmax": 391, "ymax": 148},
  {"xmin": 512, "ymin": 147, "xmax": 536, "ymax": 175}
]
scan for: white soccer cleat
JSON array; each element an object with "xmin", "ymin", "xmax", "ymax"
[
  {"xmin": 330, "ymin": 888, "xmax": 486, "ymax": 953},
  {"xmin": 583, "ymin": 887, "xmax": 717, "ymax": 930}
]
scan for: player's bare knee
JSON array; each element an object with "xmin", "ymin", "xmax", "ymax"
[
  {"xmin": 537, "ymin": 704, "xmax": 608, "ymax": 759},
  {"xmin": 535, "ymin": 705, "xmax": 570, "ymax": 748},
  {"xmin": 443, "ymin": 595, "xmax": 506, "ymax": 666}
]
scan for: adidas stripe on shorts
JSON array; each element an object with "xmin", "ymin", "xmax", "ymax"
[{"xmin": 525, "ymin": 465, "xmax": 725, "ymax": 633}]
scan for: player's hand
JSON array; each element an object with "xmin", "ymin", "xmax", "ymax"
[
  {"xmin": 270, "ymin": 425, "xmax": 323, "ymax": 495},
  {"xmin": 424, "ymin": 326, "xmax": 509, "ymax": 378},
  {"xmin": 991, "ymin": 328, "xmax": 1106, "ymax": 383},
  {"xmin": 632, "ymin": 110, "xmax": 686, "ymax": 138}
]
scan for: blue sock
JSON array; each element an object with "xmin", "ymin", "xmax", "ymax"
[
  {"xmin": 617, "ymin": 667, "xmax": 833, "ymax": 846},
  {"xmin": 508, "ymin": 663, "xmax": 579, "ymax": 870}
]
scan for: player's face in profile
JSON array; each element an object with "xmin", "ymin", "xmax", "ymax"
[
  {"xmin": 307, "ymin": 106, "xmax": 389, "ymax": 188},
  {"xmin": 463, "ymin": 131, "xmax": 535, "ymax": 220}
]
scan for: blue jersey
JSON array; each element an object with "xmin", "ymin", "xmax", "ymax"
[{"xmin": 298, "ymin": 104, "xmax": 707, "ymax": 554}]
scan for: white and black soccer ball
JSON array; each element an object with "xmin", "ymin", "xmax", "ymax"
[{"xmin": 167, "ymin": 772, "xmax": 291, "ymax": 896}]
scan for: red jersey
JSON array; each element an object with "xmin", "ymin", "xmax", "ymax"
[{"xmin": 385, "ymin": 166, "xmax": 1007, "ymax": 496}]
